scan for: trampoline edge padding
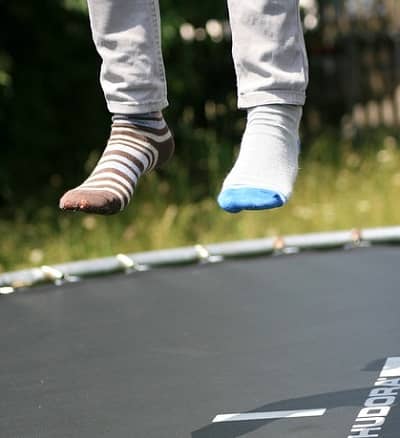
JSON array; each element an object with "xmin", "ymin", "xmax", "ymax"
[{"xmin": 1, "ymin": 225, "xmax": 400, "ymax": 292}]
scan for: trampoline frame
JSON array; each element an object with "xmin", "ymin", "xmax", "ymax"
[{"xmin": 1, "ymin": 225, "xmax": 400, "ymax": 293}]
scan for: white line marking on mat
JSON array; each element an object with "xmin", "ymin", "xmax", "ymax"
[
  {"xmin": 212, "ymin": 409, "xmax": 327, "ymax": 423},
  {"xmin": 379, "ymin": 357, "xmax": 400, "ymax": 378},
  {"xmin": 347, "ymin": 356, "xmax": 400, "ymax": 437}
]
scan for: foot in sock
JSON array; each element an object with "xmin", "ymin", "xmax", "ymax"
[
  {"xmin": 217, "ymin": 104, "xmax": 302, "ymax": 213},
  {"xmin": 59, "ymin": 112, "xmax": 174, "ymax": 215}
]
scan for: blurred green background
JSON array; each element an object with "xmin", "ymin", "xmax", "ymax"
[{"xmin": 1, "ymin": 0, "xmax": 400, "ymax": 271}]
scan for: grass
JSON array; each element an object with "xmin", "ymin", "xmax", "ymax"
[{"xmin": 1, "ymin": 134, "xmax": 400, "ymax": 273}]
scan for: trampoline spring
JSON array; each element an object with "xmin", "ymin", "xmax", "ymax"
[
  {"xmin": 194, "ymin": 244, "xmax": 210, "ymax": 261},
  {"xmin": 273, "ymin": 237, "xmax": 299, "ymax": 256},
  {"xmin": 116, "ymin": 254, "xmax": 148, "ymax": 272},
  {"xmin": 273, "ymin": 237, "xmax": 285, "ymax": 251},
  {"xmin": 40, "ymin": 265, "xmax": 65, "ymax": 285},
  {"xmin": 344, "ymin": 229, "xmax": 371, "ymax": 250},
  {"xmin": 194, "ymin": 245, "xmax": 223, "ymax": 264},
  {"xmin": 41, "ymin": 265, "xmax": 64, "ymax": 280},
  {"xmin": 351, "ymin": 229, "xmax": 362, "ymax": 246},
  {"xmin": 0, "ymin": 286, "xmax": 15, "ymax": 295}
]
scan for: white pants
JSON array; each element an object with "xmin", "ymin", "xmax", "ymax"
[{"xmin": 87, "ymin": 0, "xmax": 309, "ymax": 114}]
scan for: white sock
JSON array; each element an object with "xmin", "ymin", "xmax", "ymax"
[{"xmin": 218, "ymin": 104, "xmax": 302, "ymax": 213}]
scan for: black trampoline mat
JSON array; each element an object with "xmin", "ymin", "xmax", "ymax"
[{"xmin": 1, "ymin": 246, "xmax": 400, "ymax": 438}]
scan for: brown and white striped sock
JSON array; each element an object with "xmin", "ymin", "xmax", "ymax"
[{"xmin": 59, "ymin": 113, "xmax": 174, "ymax": 215}]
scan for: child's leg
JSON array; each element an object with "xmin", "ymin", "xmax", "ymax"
[
  {"xmin": 218, "ymin": 0, "xmax": 308, "ymax": 213},
  {"xmin": 60, "ymin": 0, "xmax": 174, "ymax": 214}
]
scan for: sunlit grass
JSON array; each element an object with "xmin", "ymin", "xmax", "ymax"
[{"xmin": 2, "ymin": 135, "xmax": 400, "ymax": 273}]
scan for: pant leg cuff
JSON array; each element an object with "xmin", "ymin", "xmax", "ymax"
[
  {"xmin": 238, "ymin": 90, "xmax": 306, "ymax": 109},
  {"xmin": 107, "ymin": 100, "xmax": 169, "ymax": 115}
]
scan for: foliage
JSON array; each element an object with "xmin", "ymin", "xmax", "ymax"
[
  {"xmin": 0, "ymin": 0, "xmax": 399, "ymax": 259},
  {"xmin": 0, "ymin": 1, "xmax": 108, "ymax": 211}
]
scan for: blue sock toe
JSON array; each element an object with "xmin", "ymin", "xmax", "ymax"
[{"xmin": 217, "ymin": 188, "xmax": 286, "ymax": 213}]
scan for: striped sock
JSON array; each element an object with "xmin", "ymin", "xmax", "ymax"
[{"xmin": 59, "ymin": 113, "xmax": 174, "ymax": 215}]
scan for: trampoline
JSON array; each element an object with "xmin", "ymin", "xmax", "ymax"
[{"xmin": 1, "ymin": 227, "xmax": 400, "ymax": 438}]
